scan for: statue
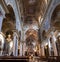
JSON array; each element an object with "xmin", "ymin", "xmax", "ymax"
[{"xmin": 6, "ymin": 34, "xmax": 13, "ymax": 56}]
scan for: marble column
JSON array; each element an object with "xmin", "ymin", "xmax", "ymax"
[
  {"xmin": 41, "ymin": 45, "xmax": 45, "ymax": 56},
  {"xmin": 0, "ymin": 33, "xmax": 5, "ymax": 56},
  {"xmin": 13, "ymin": 33, "xmax": 16, "ymax": 56},
  {"xmin": 20, "ymin": 42, "xmax": 23, "ymax": 56},
  {"xmin": 0, "ymin": 17, "xmax": 3, "ymax": 32},
  {"xmin": 15, "ymin": 38, "xmax": 18, "ymax": 56},
  {"xmin": 13, "ymin": 32, "xmax": 18, "ymax": 56},
  {"xmin": 23, "ymin": 42, "xmax": 26, "ymax": 56},
  {"xmin": 51, "ymin": 35, "xmax": 58, "ymax": 56},
  {"xmin": 38, "ymin": 44, "xmax": 41, "ymax": 56},
  {"xmin": 48, "ymin": 39, "xmax": 51, "ymax": 56}
]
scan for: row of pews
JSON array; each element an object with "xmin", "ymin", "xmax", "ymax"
[
  {"xmin": 0, "ymin": 56, "xmax": 29, "ymax": 62},
  {"xmin": 0, "ymin": 56, "xmax": 60, "ymax": 62},
  {"xmin": 40, "ymin": 56, "xmax": 60, "ymax": 62}
]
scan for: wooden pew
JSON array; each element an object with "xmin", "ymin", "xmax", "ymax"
[{"xmin": 0, "ymin": 56, "xmax": 29, "ymax": 62}]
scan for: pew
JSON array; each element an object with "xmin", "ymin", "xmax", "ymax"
[{"xmin": 0, "ymin": 56, "xmax": 29, "ymax": 62}]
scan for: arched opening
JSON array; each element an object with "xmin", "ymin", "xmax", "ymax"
[
  {"xmin": 51, "ymin": 4, "xmax": 60, "ymax": 31},
  {"xmin": 50, "ymin": 4, "xmax": 60, "ymax": 56},
  {"xmin": 25, "ymin": 29, "xmax": 40, "ymax": 56},
  {"xmin": 2, "ymin": 4, "xmax": 16, "ymax": 36},
  {"xmin": 1, "ymin": 5, "xmax": 16, "ymax": 56}
]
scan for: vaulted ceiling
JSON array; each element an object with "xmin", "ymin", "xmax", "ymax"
[
  {"xmin": 21, "ymin": 0, "xmax": 40, "ymax": 24},
  {"xmin": 20, "ymin": 0, "xmax": 48, "ymax": 25},
  {"xmin": 22, "ymin": 0, "xmax": 38, "ymax": 16}
]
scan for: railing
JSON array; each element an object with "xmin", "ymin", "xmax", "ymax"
[
  {"xmin": 39, "ymin": 56, "xmax": 60, "ymax": 62},
  {"xmin": 0, "ymin": 56, "xmax": 60, "ymax": 62},
  {"xmin": 0, "ymin": 56, "xmax": 29, "ymax": 62}
]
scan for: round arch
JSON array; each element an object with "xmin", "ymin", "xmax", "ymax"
[
  {"xmin": 50, "ymin": 2, "xmax": 60, "ymax": 23},
  {"xmin": 25, "ymin": 29, "xmax": 38, "ymax": 45},
  {"xmin": 51, "ymin": 4, "xmax": 60, "ymax": 31},
  {"xmin": 1, "ymin": 4, "xmax": 16, "ymax": 35}
]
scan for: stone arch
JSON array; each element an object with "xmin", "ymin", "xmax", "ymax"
[
  {"xmin": 25, "ymin": 29, "xmax": 38, "ymax": 46},
  {"xmin": 25, "ymin": 29, "xmax": 39, "ymax": 54},
  {"xmin": 51, "ymin": 4, "xmax": 60, "ymax": 31},
  {"xmin": 4, "ymin": 0, "xmax": 21, "ymax": 31},
  {"xmin": 50, "ymin": 1, "xmax": 60, "ymax": 23},
  {"xmin": 1, "ymin": 4, "xmax": 16, "ymax": 34}
]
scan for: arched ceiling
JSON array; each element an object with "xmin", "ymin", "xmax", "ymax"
[
  {"xmin": 25, "ymin": 29, "xmax": 37, "ymax": 35},
  {"xmin": 19, "ymin": 0, "xmax": 48, "ymax": 25},
  {"xmin": 22, "ymin": 0, "xmax": 38, "ymax": 16},
  {"xmin": 25, "ymin": 29, "xmax": 38, "ymax": 42}
]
